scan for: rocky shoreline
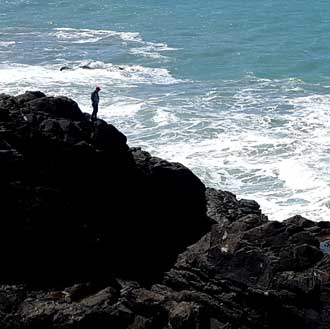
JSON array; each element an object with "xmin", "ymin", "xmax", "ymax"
[{"xmin": 1, "ymin": 92, "xmax": 330, "ymax": 328}]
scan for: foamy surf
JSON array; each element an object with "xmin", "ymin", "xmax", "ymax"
[
  {"xmin": 53, "ymin": 27, "xmax": 142, "ymax": 43},
  {"xmin": 3, "ymin": 64, "xmax": 330, "ymax": 224},
  {"xmin": 1, "ymin": 18, "xmax": 330, "ymax": 223},
  {"xmin": 102, "ymin": 76, "xmax": 330, "ymax": 223},
  {"xmin": 129, "ymin": 41, "xmax": 178, "ymax": 60},
  {"xmin": 0, "ymin": 41, "xmax": 16, "ymax": 47},
  {"xmin": 0, "ymin": 61, "xmax": 181, "ymax": 96}
]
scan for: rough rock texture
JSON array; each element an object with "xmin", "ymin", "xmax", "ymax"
[
  {"xmin": 1, "ymin": 92, "xmax": 330, "ymax": 328},
  {"xmin": 0, "ymin": 91, "xmax": 209, "ymax": 285}
]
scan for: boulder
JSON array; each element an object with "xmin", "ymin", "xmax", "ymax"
[
  {"xmin": 25, "ymin": 96, "xmax": 85, "ymax": 120},
  {"xmin": 15, "ymin": 91, "xmax": 46, "ymax": 104},
  {"xmin": 0, "ymin": 92, "xmax": 210, "ymax": 285}
]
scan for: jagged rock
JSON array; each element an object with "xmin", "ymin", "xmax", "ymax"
[
  {"xmin": 15, "ymin": 91, "xmax": 46, "ymax": 104},
  {"xmin": 168, "ymin": 302, "xmax": 202, "ymax": 329},
  {"xmin": 284, "ymin": 215, "xmax": 316, "ymax": 228},
  {"xmin": 2, "ymin": 92, "xmax": 330, "ymax": 328},
  {"xmin": 0, "ymin": 92, "xmax": 209, "ymax": 286},
  {"xmin": 206, "ymin": 187, "xmax": 266, "ymax": 226},
  {"xmin": 0, "ymin": 94, "xmax": 18, "ymax": 120},
  {"xmin": 131, "ymin": 148, "xmax": 210, "ymax": 251},
  {"xmin": 92, "ymin": 120, "xmax": 128, "ymax": 151},
  {"xmin": 25, "ymin": 95, "xmax": 84, "ymax": 120}
]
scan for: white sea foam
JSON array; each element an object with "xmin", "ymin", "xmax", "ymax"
[
  {"xmin": 277, "ymin": 159, "xmax": 323, "ymax": 191},
  {"xmin": 153, "ymin": 108, "xmax": 177, "ymax": 126},
  {"xmin": 113, "ymin": 77, "xmax": 330, "ymax": 223},
  {"xmin": 146, "ymin": 131, "xmax": 330, "ymax": 223},
  {"xmin": 53, "ymin": 27, "xmax": 142, "ymax": 44},
  {"xmin": 101, "ymin": 98, "xmax": 144, "ymax": 118},
  {"xmin": 0, "ymin": 41, "xmax": 15, "ymax": 47},
  {"xmin": 129, "ymin": 41, "xmax": 177, "ymax": 59},
  {"xmin": 129, "ymin": 48, "xmax": 168, "ymax": 59},
  {"xmin": 0, "ymin": 61, "xmax": 181, "ymax": 96},
  {"xmin": 2, "ymin": 62, "xmax": 330, "ymax": 222},
  {"xmin": 141, "ymin": 42, "xmax": 177, "ymax": 52},
  {"xmin": 52, "ymin": 27, "xmax": 177, "ymax": 60}
]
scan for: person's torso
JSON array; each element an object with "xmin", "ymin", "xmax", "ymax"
[{"xmin": 91, "ymin": 91, "xmax": 99, "ymax": 104}]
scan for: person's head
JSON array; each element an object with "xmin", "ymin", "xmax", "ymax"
[{"xmin": 96, "ymin": 86, "xmax": 101, "ymax": 92}]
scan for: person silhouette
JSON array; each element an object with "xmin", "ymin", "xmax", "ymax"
[{"xmin": 91, "ymin": 86, "xmax": 101, "ymax": 121}]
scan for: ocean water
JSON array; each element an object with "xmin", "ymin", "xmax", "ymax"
[{"xmin": 1, "ymin": 0, "xmax": 330, "ymax": 221}]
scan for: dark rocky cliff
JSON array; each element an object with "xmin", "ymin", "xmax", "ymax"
[{"xmin": 1, "ymin": 92, "xmax": 330, "ymax": 329}]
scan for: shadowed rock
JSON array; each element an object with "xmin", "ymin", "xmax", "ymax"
[
  {"xmin": 1, "ymin": 92, "xmax": 330, "ymax": 328},
  {"xmin": 0, "ymin": 92, "xmax": 209, "ymax": 287}
]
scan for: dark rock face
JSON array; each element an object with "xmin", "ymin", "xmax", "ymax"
[
  {"xmin": 2, "ymin": 92, "xmax": 330, "ymax": 328},
  {"xmin": 167, "ymin": 202, "xmax": 330, "ymax": 329},
  {"xmin": 0, "ymin": 91, "xmax": 209, "ymax": 286}
]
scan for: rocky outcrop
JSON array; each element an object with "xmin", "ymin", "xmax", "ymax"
[
  {"xmin": 0, "ymin": 91, "xmax": 209, "ymax": 286},
  {"xmin": 1, "ymin": 92, "xmax": 330, "ymax": 328},
  {"xmin": 169, "ymin": 204, "xmax": 330, "ymax": 329},
  {"xmin": 2, "ymin": 196, "xmax": 330, "ymax": 329}
]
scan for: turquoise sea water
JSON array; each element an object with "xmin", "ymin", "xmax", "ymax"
[{"xmin": 2, "ymin": 0, "xmax": 330, "ymax": 221}]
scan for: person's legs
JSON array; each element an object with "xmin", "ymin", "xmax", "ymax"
[{"xmin": 91, "ymin": 104, "xmax": 98, "ymax": 121}]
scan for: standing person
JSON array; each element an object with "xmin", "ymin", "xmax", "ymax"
[{"xmin": 91, "ymin": 86, "xmax": 101, "ymax": 121}]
